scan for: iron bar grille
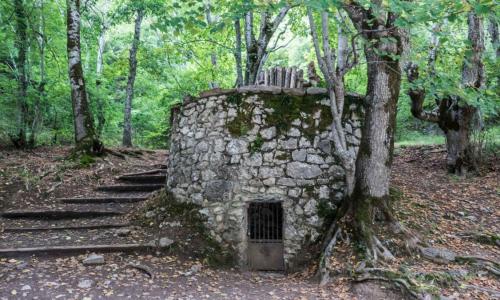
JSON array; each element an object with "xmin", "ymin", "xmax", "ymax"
[{"xmin": 248, "ymin": 202, "xmax": 283, "ymax": 242}]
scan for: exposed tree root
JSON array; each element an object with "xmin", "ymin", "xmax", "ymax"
[
  {"xmin": 104, "ymin": 148, "xmax": 144, "ymax": 159},
  {"xmin": 455, "ymin": 255, "xmax": 500, "ymax": 277},
  {"xmin": 462, "ymin": 284, "xmax": 500, "ymax": 297},
  {"xmin": 126, "ymin": 262, "xmax": 154, "ymax": 279},
  {"xmin": 353, "ymin": 268, "xmax": 431, "ymax": 300}
]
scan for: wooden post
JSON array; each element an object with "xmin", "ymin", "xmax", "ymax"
[
  {"xmin": 290, "ymin": 67, "xmax": 297, "ymax": 88},
  {"xmin": 276, "ymin": 67, "xmax": 283, "ymax": 87},
  {"xmin": 284, "ymin": 67, "xmax": 291, "ymax": 88},
  {"xmin": 297, "ymin": 69, "xmax": 304, "ymax": 88}
]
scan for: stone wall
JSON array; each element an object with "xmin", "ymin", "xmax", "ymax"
[{"xmin": 167, "ymin": 86, "xmax": 362, "ymax": 270}]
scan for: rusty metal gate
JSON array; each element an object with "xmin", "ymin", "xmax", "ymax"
[{"xmin": 247, "ymin": 202, "xmax": 284, "ymax": 271}]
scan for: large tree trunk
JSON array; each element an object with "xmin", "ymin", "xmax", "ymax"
[
  {"xmin": 406, "ymin": 12, "xmax": 485, "ymax": 175},
  {"xmin": 12, "ymin": 0, "xmax": 29, "ymax": 148},
  {"xmin": 351, "ymin": 40, "xmax": 402, "ymax": 237},
  {"xmin": 342, "ymin": 3, "xmax": 405, "ymax": 264},
  {"xmin": 440, "ymin": 13, "xmax": 484, "ymax": 174},
  {"xmin": 122, "ymin": 9, "xmax": 144, "ymax": 148},
  {"xmin": 67, "ymin": 0, "xmax": 102, "ymax": 153}
]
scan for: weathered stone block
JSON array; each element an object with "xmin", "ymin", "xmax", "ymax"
[
  {"xmin": 286, "ymin": 162, "xmax": 322, "ymax": 179},
  {"xmin": 204, "ymin": 180, "xmax": 233, "ymax": 202}
]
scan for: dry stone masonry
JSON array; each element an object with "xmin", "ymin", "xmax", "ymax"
[{"xmin": 167, "ymin": 86, "xmax": 363, "ymax": 270}]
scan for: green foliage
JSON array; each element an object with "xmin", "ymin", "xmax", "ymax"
[
  {"xmin": 249, "ymin": 134, "xmax": 264, "ymax": 153},
  {"xmin": 0, "ymin": 0, "xmax": 498, "ymax": 150},
  {"xmin": 78, "ymin": 154, "xmax": 96, "ymax": 167}
]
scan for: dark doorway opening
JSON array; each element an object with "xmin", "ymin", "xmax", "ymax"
[{"xmin": 247, "ymin": 202, "xmax": 284, "ymax": 271}]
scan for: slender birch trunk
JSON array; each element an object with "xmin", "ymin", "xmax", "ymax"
[
  {"xmin": 205, "ymin": 2, "xmax": 218, "ymax": 88},
  {"xmin": 95, "ymin": 25, "xmax": 106, "ymax": 136},
  {"xmin": 67, "ymin": 0, "xmax": 102, "ymax": 153},
  {"xmin": 234, "ymin": 18, "xmax": 244, "ymax": 87},
  {"xmin": 122, "ymin": 9, "xmax": 144, "ymax": 148}
]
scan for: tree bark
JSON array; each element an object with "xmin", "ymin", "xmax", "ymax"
[
  {"xmin": 488, "ymin": 16, "xmax": 499, "ymax": 58},
  {"xmin": 344, "ymin": 2, "xmax": 405, "ymax": 257},
  {"xmin": 67, "ymin": 0, "xmax": 102, "ymax": 153},
  {"xmin": 234, "ymin": 18, "xmax": 244, "ymax": 87},
  {"xmin": 13, "ymin": 0, "xmax": 29, "ymax": 148},
  {"xmin": 122, "ymin": 9, "xmax": 144, "ymax": 148}
]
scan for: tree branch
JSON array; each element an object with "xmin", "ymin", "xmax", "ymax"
[{"xmin": 405, "ymin": 63, "xmax": 439, "ymax": 123}]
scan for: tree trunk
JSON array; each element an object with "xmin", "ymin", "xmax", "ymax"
[
  {"xmin": 406, "ymin": 12, "xmax": 485, "ymax": 175},
  {"xmin": 29, "ymin": 0, "xmax": 46, "ymax": 147},
  {"xmin": 122, "ymin": 9, "xmax": 144, "ymax": 148},
  {"xmin": 234, "ymin": 18, "xmax": 244, "ymax": 87},
  {"xmin": 96, "ymin": 25, "xmax": 106, "ymax": 136},
  {"xmin": 67, "ymin": 0, "xmax": 102, "ymax": 153},
  {"xmin": 442, "ymin": 12, "xmax": 484, "ymax": 174},
  {"xmin": 438, "ymin": 96, "xmax": 476, "ymax": 174},
  {"xmin": 13, "ymin": 0, "xmax": 29, "ymax": 148},
  {"xmin": 488, "ymin": 16, "xmax": 499, "ymax": 58},
  {"xmin": 342, "ymin": 4, "xmax": 405, "ymax": 260},
  {"xmin": 205, "ymin": 2, "xmax": 218, "ymax": 89},
  {"xmin": 351, "ymin": 44, "xmax": 402, "ymax": 235}
]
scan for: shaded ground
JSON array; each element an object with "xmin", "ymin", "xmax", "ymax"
[{"xmin": 0, "ymin": 146, "xmax": 498, "ymax": 299}]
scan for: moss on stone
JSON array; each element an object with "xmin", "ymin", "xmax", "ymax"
[
  {"xmin": 249, "ymin": 134, "xmax": 264, "ymax": 153},
  {"xmin": 275, "ymin": 152, "xmax": 291, "ymax": 160},
  {"xmin": 317, "ymin": 199, "xmax": 336, "ymax": 220},
  {"xmin": 225, "ymin": 92, "xmax": 333, "ymax": 141}
]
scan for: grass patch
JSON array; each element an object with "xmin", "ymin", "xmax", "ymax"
[{"xmin": 396, "ymin": 131, "xmax": 445, "ymax": 147}]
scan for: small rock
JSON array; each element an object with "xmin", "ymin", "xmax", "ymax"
[
  {"xmin": 183, "ymin": 263, "xmax": 202, "ymax": 276},
  {"xmin": 159, "ymin": 237, "xmax": 174, "ymax": 247},
  {"xmin": 15, "ymin": 261, "xmax": 28, "ymax": 270},
  {"xmin": 20, "ymin": 285, "xmax": 31, "ymax": 291},
  {"xmin": 420, "ymin": 247, "xmax": 456, "ymax": 263},
  {"xmin": 82, "ymin": 254, "xmax": 105, "ymax": 266},
  {"xmin": 77, "ymin": 279, "xmax": 94, "ymax": 289},
  {"xmin": 447, "ymin": 268, "xmax": 468, "ymax": 279},
  {"xmin": 145, "ymin": 211, "xmax": 156, "ymax": 218}
]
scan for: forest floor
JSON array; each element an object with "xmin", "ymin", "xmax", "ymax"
[{"xmin": 0, "ymin": 145, "xmax": 498, "ymax": 299}]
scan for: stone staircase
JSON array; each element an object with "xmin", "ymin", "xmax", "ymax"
[{"xmin": 0, "ymin": 165, "xmax": 169, "ymax": 256}]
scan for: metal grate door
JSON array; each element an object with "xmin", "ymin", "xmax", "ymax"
[{"xmin": 247, "ymin": 202, "xmax": 284, "ymax": 271}]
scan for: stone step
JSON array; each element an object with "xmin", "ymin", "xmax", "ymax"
[
  {"xmin": 0, "ymin": 242, "xmax": 168, "ymax": 256},
  {"xmin": 117, "ymin": 174, "xmax": 166, "ymax": 184},
  {"xmin": 1, "ymin": 209, "xmax": 124, "ymax": 219},
  {"xmin": 96, "ymin": 184, "xmax": 163, "ymax": 192},
  {"xmin": 3, "ymin": 223, "xmax": 131, "ymax": 232},
  {"xmin": 119, "ymin": 169, "xmax": 166, "ymax": 177},
  {"xmin": 59, "ymin": 196, "xmax": 149, "ymax": 204}
]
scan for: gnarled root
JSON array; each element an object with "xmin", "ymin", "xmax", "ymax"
[
  {"xmin": 318, "ymin": 227, "xmax": 342, "ymax": 286},
  {"xmin": 354, "ymin": 268, "xmax": 431, "ymax": 300}
]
